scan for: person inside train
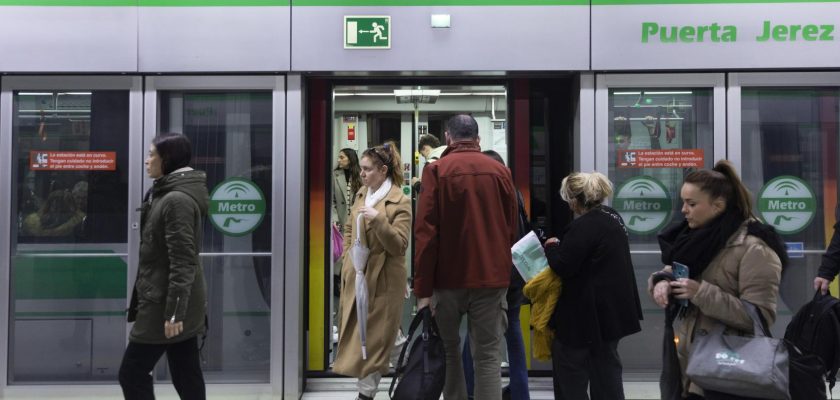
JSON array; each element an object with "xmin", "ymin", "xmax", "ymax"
[
  {"xmin": 333, "ymin": 148, "xmax": 362, "ymax": 232},
  {"xmin": 411, "ymin": 133, "xmax": 449, "ymax": 194},
  {"xmin": 21, "ymin": 188, "xmax": 86, "ymax": 237},
  {"xmin": 332, "ymin": 143, "xmax": 412, "ymax": 400}
]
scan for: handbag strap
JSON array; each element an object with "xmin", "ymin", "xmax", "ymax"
[
  {"xmin": 389, "ymin": 307, "xmax": 430, "ymax": 399},
  {"xmin": 740, "ymin": 299, "xmax": 771, "ymax": 338}
]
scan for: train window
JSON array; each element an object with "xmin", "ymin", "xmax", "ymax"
[
  {"xmin": 740, "ymin": 88, "xmax": 840, "ymax": 328},
  {"xmin": 606, "ymin": 88, "xmax": 716, "ymax": 371},
  {"xmin": 10, "ymin": 90, "xmax": 130, "ymax": 382},
  {"xmin": 157, "ymin": 91, "xmax": 273, "ymax": 383}
]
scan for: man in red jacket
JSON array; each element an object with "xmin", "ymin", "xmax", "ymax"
[{"xmin": 414, "ymin": 114, "xmax": 518, "ymax": 400}]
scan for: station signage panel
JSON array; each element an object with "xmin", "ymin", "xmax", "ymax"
[{"xmin": 592, "ymin": 1, "xmax": 840, "ymax": 70}]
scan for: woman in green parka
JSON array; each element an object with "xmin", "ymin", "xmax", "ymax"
[{"xmin": 119, "ymin": 133, "xmax": 209, "ymax": 400}]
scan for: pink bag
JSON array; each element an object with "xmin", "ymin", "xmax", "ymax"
[{"xmin": 331, "ymin": 223, "xmax": 344, "ymax": 262}]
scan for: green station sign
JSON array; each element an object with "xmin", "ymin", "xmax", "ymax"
[
  {"xmin": 344, "ymin": 16, "xmax": 390, "ymax": 49},
  {"xmin": 209, "ymin": 178, "xmax": 266, "ymax": 236},
  {"xmin": 758, "ymin": 176, "xmax": 816, "ymax": 235},
  {"xmin": 614, "ymin": 175, "xmax": 672, "ymax": 235}
]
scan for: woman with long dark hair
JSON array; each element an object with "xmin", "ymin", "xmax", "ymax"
[
  {"xmin": 650, "ymin": 160, "xmax": 787, "ymax": 400},
  {"xmin": 333, "ymin": 148, "xmax": 362, "ymax": 230}
]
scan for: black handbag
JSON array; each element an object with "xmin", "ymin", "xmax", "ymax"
[{"xmin": 389, "ymin": 306, "xmax": 445, "ymax": 400}]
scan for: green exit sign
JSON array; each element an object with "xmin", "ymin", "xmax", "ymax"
[{"xmin": 344, "ymin": 16, "xmax": 391, "ymax": 49}]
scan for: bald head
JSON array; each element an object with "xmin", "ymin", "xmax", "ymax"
[{"xmin": 446, "ymin": 114, "xmax": 479, "ymax": 141}]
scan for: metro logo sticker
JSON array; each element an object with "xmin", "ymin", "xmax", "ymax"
[
  {"xmin": 209, "ymin": 178, "xmax": 267, "ymax": 236},
  {"xmin": 758, "ymin": 176, "xmax": 816, "ymax": 235},
  {"xmin": 614, "ymin": 175, "xmax": 672, "ymax": 235}
]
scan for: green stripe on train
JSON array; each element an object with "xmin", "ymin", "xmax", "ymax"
[
  {"xmin": 14, "ymin": 255, "xmax": 126, "ymax": 300},
  {"xmin": 293, "ymin": 0, "xmax": 587, "ymax": 5},
  {"xmin": 593, "ymin": 0, "xmax": 840, "ymax": 4}
]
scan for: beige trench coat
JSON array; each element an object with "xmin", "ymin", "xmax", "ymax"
[
  {"xmin": 669, "ymin": 221, "xmax": 782, "ymax": 397},
  {"xmin": 333, "ymin": 184, "xmax": 411, "ymax": 378}
]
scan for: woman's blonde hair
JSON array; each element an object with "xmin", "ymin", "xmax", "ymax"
[{"xmin": 560, "ymin": 172, "xmax": 613, "ymax": 210}]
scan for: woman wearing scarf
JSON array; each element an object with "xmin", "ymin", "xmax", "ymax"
[
  {"xmin": 333, "ymin": 143, "xmax": 411, "ymax": 400},
  {"xmin": 649, "ymin": 160, "xmax": 787, "ymax": 400}
]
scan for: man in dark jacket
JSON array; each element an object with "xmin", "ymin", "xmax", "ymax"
[
  {"xmin": 815, "ymin": 204, "xmax": 840, "ymax": 294},
  {"xmin": 120, "ymin": 133, "xmax": 209, "ymax": 400},
  {"xmin": 414, "ymin": 114, "xmax": 518, "ymax": 400}
]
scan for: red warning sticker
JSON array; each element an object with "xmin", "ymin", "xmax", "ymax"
[
  {"xmin": 30, "ymin": 151, "xmax": 117, "ymax": 171},
  {"xmin": 618, "ymin": 149, "xmax": 704, "ymax": 169}
]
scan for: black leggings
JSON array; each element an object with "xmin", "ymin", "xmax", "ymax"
[
  {"xmin": 119, "ymin": 337, "xmax": 206, "ymax": 400},
  {"xmin": 687, "ymin": 391, "xmax": 763, "ymax": 400}
]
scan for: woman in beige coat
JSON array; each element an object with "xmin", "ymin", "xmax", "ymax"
[
  {"xmin": 333, "ymin": 143, "xmax": 411, "ymax": 400},
  {"xmin": 649, "ymin": 160, "xmax": 787, "ymax": 400}
]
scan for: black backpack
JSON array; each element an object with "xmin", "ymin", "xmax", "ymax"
[
  {"xmin": 784, "ymin": 290, "xmax": 840, "ymax": 398},
  {"xmin": 389, "ymin": 307, "xmax": 445, "ymax": 400}
]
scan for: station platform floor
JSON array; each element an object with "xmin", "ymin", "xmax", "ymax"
[{"xmin": 1, "ymin": 377, "xmax": 837, "ymax": 399}]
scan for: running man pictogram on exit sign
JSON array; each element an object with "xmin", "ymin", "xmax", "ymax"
[{"xmin": 344, "ymin": 16, "xmax": 390, "ymax": 49}]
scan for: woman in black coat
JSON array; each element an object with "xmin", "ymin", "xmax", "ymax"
[{"xmin": 543, "ymin": 171, "xmax": 643, "ymax": 400}]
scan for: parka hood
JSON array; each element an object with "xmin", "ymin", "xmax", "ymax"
[{"xmin": 153, "ymin": 169, "xmax": 209, "ymax": 216}]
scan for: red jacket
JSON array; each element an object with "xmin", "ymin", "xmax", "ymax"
[{"xmin": 413, "ymin": 141, "xmax": 518, "ymax": 298}]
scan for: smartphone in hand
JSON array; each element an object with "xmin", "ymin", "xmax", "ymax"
[{"xmin": 672, "ymin": 262, "xmax": 689, "ymax": 307}]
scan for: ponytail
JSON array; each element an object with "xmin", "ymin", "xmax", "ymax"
[
  {"xmin": 362, "ymin": 143, "xmax": 404, "ymax": 186},
  {"xmin": 713, "ymin": 160, "xmax": 754, "ymax": 220},
  {"xmin": 384, "ymin": 143, "xmax": 403, "ymax": 186},
  {"xmin": 684, "ymin": 159, "xmax": 754, "ymax": 220}
]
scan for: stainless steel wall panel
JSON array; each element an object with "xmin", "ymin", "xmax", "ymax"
[
  {"xmin": 0, "ymin": 7, "xmax": 137, "ymax": 72},
  {"xmin": 139, "ymin": 7, "xmax": 291, "ymax": 72},
  {"xmin": 292, "ymin": 6, "xmax": 589, "ymax": 71}
]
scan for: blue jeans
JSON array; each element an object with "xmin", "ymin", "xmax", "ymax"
[{"xmin": 462, "ymin": 304, "xmax": 530, "ymax": 400}]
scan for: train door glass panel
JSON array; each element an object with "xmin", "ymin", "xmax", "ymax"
[
  {"xmin": 739, "ymin": 86, "xmax": 840, "ymax": 334},
  {"xmin": 597, "ymin": 74, "xmax": 725, "ymax": 373},
  {"xmin": 9, "ymin": 88, "xmax": 131, "ymax": 382},
  {"xmin": 154, "ymin": 90, "xmax": 273, "ymax": 383},
  {"xmin": 323, "ymin": 85, "xmax": 507, "ymax": 369}
]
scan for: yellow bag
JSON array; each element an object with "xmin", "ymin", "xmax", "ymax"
[{"xmin": 523, "ymin": 268, "xmax": 562, "ymax": 361}]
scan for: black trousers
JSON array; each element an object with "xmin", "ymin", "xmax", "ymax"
[
  {"xmin": 551, "ymin": 338, "xmax": 625, "ymax": 400},
  {"xmin": 119, "ymin": 337, "xmax": 206, "ymax": 400},
  {"xmin": 687, "ymin": 391, "xmax": 763, "ymax": 400}
]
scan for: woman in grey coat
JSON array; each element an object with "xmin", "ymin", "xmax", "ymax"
[{"xmin": 119, "ymin": 133, "xmax": 209, "ymax": 400}]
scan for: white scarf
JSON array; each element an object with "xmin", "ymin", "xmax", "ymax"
[{"xmin": 365, "ymin": 178, "xmax": 392, "ymax": 208}]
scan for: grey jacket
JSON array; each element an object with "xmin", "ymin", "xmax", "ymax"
[
  {"xmin": 333, "ymin": 169, "xmax": 351, "ymax": 227},
  {"xmin": 128, "ymin": 169, "xmax": 209, "ymax": 344}
]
